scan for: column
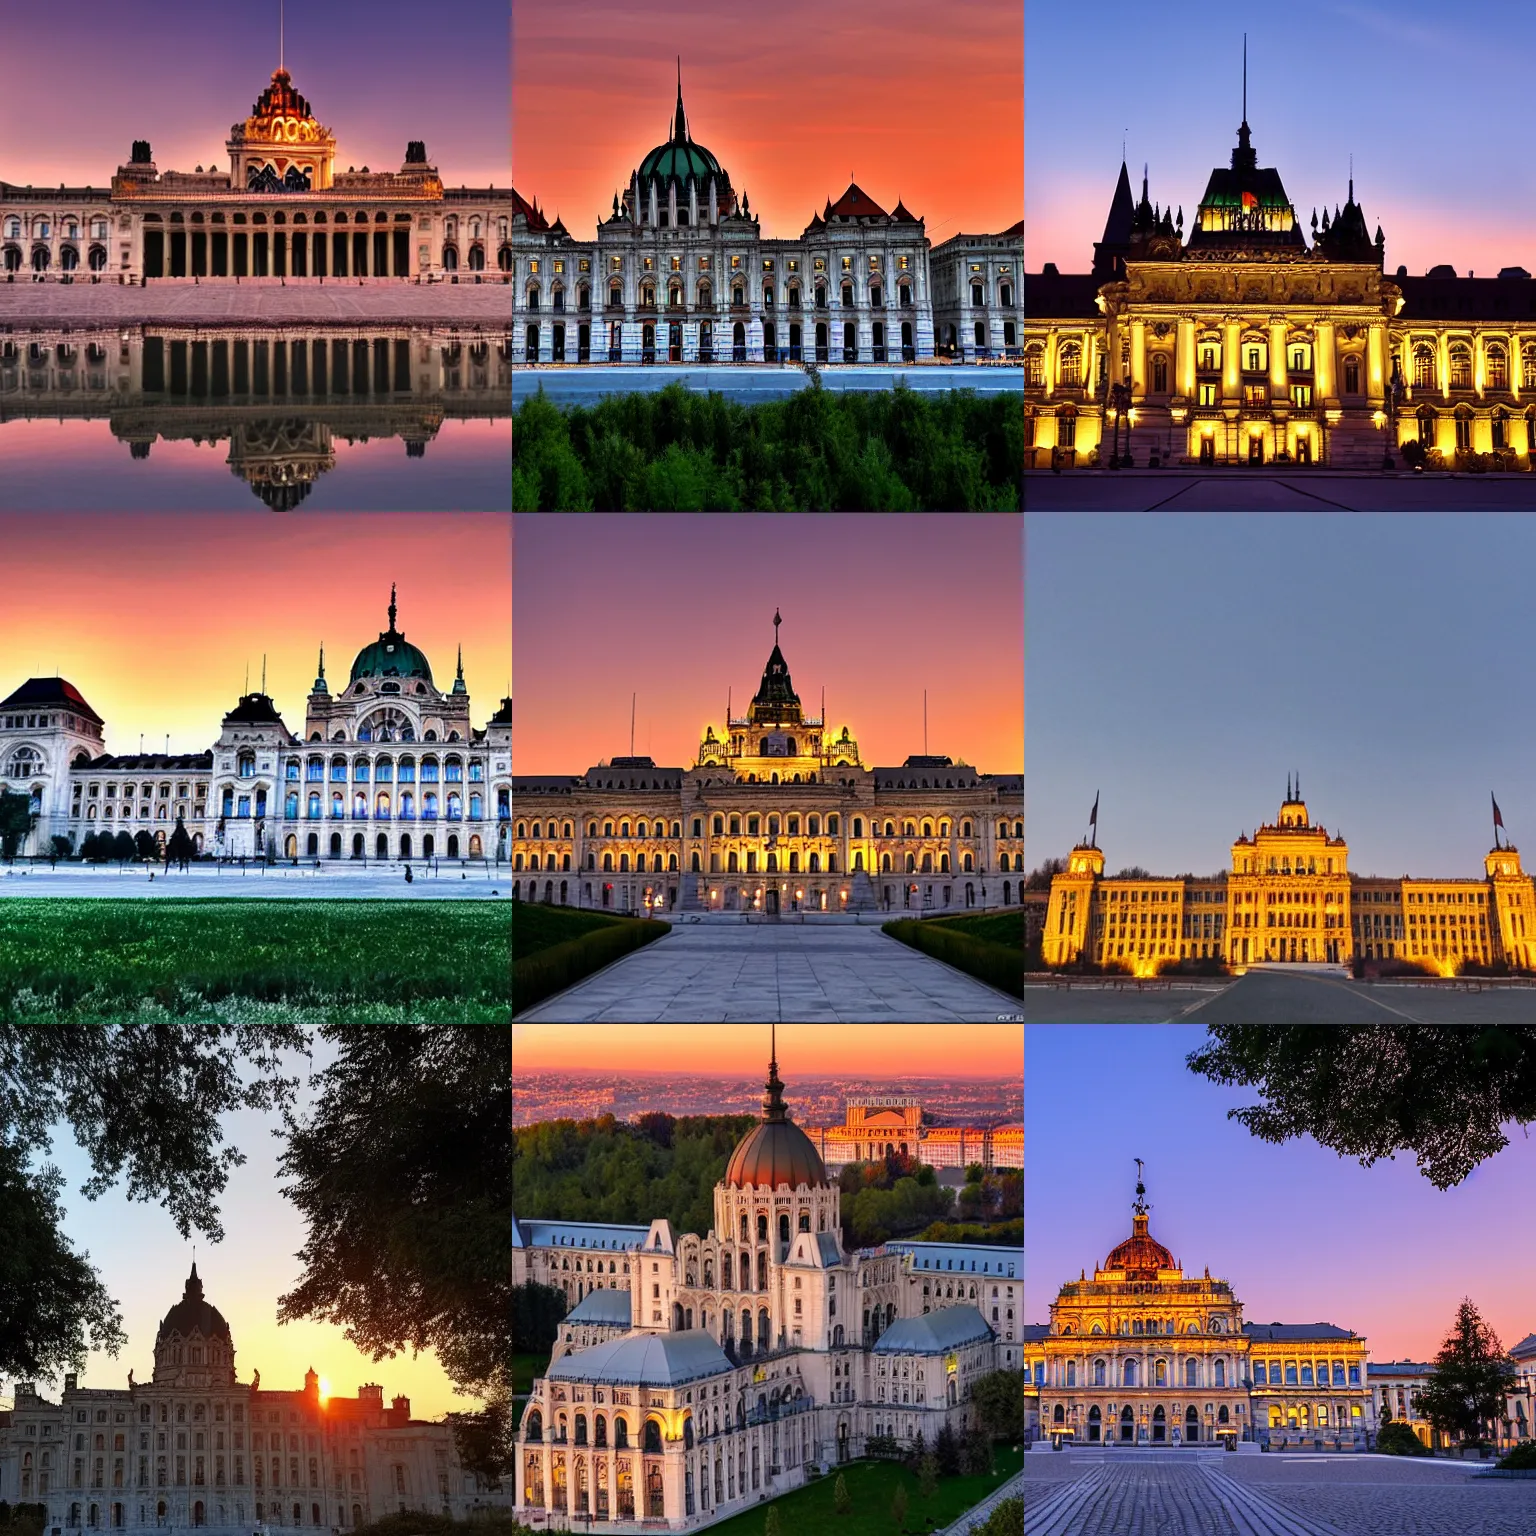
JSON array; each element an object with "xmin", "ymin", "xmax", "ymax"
[
  {"xmin": 1044, "ymin": 329, "xmax": 1058, "ymax": 397},
  {"xmin": 1129, "ymin": 318, "xmax": 1145, "ymax": 399},
  {"xmin": 1368, "ymin": 323, "xmax": 1386, "ymax": 405},
  {"xmin": 1439, "ymin": 332, "xmax": 1450, "ymax": 402},
  {"xmin": 1269, "ymin": 319, "xmax": 1287, "ymax": 399},
  {"xmin": 1223, "ymin": 320, "xmax": 1240, "ymax": 401},
  {"xmin": 1314, "ymin": 319, "xmax": 1336, "ymax": 400}
]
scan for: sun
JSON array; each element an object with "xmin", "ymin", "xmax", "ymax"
[{"xmin": 318, "ymin": 1377, "xmax": 331, "ymax": 1402}]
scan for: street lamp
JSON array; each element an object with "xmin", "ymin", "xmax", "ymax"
[{"xmin": 1385, "ymin": 356, "xmax": 1405, "ymax": 470}]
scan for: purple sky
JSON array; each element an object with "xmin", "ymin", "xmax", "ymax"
[
  {"xmin": 1026, "ymin": 1025, "xmax": 1536, "ymax": 1364},
  {"xmin": 1027, "ymin": 0, "xmax": 1536, "ymax": 278},
  {"xmin": 2, "ymin": 2, "xmax": 508, "ymax": 187}
]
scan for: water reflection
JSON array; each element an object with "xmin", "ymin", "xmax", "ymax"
[{"xmin": 0, "ymin": 326, "xmax": 510, "ymax": 508}]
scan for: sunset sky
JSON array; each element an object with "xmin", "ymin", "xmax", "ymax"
[
  {"xmin": 23, "ymin": 1036, "xmax": 468, "ymax": 1419},
  {"xmin": 1026, "ymin": 1025, "xmax": 1536, "ymax": 1366},
  {"xmin": 512, "ymin": 514, "xmax": 1023, "ymax": 777},
  {"xmin": 512, "ymin": 1023, "xmax": 1024, "ymax": 1077},
  {"xmin": 2, "ymin": 0, "xmax": 509, "ymax": 187},
  {"xmin": 1027, "ymin": 0, "xmax": 1536, "ymax": 277},
  {"xmin": 512, "ymin": 0, "xmax": 1022, "ymax": 242},
  {"xmin": 0, "ymin": 513, "xmax": 510, "ymax": 755}
]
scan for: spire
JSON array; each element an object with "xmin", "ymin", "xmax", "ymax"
[
  {"xmin": 452, "ymin": 644, "xmax": 467, "ymax": 695},
  {"xmin": 313, "ymin": 643, "xmax": 328, "ymax": 695},
  {"xmin": 762, "ymin": 1024, "xmax": 787, "ymax": 1123},
  {"xmin": 1232, "ymin": 34, "xmax": 1256, "ymax": 173},
  {"xmin": 1287, "ymin": 771, "xmax": 1292, "ymax": 801},
  {"xmin": 388, "ymin": 582, "xmax": 398, "ymax": 631},
  {"xmin": 1132, "ymin": 1158, "xmax": 1148, "ymax": 1217},
  {"xmin": 673, "ymin": 57, "xmax": 687, "ymax": 142},
  {"xmin": 186, "ymin": 1262, "xmax": 204, "ymax": 1300},
  {"xmin": 773, "ymin": 607, "xmax": 782, "ymax": 645}
]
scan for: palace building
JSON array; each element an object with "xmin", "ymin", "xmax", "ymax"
[
  {"xmin": 1025, "ymin": 99, "xmax": 1536, "ymax": 468},
  {"xmin": 802, "ymin": 1099, "xmax": 1023, "ymax": 1171},
  {"xmin": 1040, "ymin": 781, "xmax": 1536, "ymax": 975},
  {"xmin": 0, "ymin": 1264, "xmax": 507, "ymax": 1536},
  {"xmin": 511, "ymin": 66, "xmax": 1022, "ymax": 366},
  {"xmin": 1024, "ymin": 1169, "xmax": 1371, "ymax": 1451},
  {"xmin": 0, "ymin": 588, "xmax": 511, "ymax": 864},
  {"xmin": 0, "ymin": 62, "xmax": 512, "ymax": 282},
  {"xmin": 512, "ymin": 1037, "xmax": 1020, "ymax": 1530},
  {"xmin": 510, "ymin": 612, "xmax": 1023, "ymax": 916}
]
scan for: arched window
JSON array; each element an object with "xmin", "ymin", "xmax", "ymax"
[
  {"xmin": 1450, "ymin": 344, "xmax": 1473, "ymax": 390},
  {"xmin": 1057, "ymin": 341, "xmax": 1082, "ymax": 386},
  {"xmin": 1123, "ymin": 1359, "xmax": 1137, "ymax": 1387},
  {"xmin": 643, "ymin": 1420, "xmax": 662, "ymax": 1454},
  {"xmin": 1488, "ymin": 343, "xmax": 1509, "ymax": 391},
  {"xmin": 1185, "ymin": 1358, "xmax": 1197, "ymax": 1387},
  {"xmin": 1413, "ymin": 343, "xmax": 1436, "ymax": 389}
]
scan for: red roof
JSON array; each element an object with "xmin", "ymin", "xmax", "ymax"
[
  {"xmin": 826, "ymin": 182, "xmax": 888, "ymax": 220},
  {"xmin": 511, "ymin": 186, "xmax": 548, "ymax": 232},
  {"xmin": 0, "ymin": 676, "xmax": 103, "ymax": 725}
]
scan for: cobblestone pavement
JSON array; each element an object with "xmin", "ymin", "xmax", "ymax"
[
  {"xmin": 1025, "ymin": 981, "xmax": 1227, "ymax": 1022},
  {"xmin": 514, "ymin": 922, "xmax": 1022, "ymax": 1022},
  {"xmin": 1022, "ymin": 1454, "xmax": 1531, "ymax": 1536},
  {"xmin": 0, "ymin": 282, "xmax": 511, "ymax": 327},
  {"xmin": 1025, "ymin": 471, "xmax": 1536, "ymax": 511}
]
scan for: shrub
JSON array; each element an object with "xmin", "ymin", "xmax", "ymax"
[
  {"xmin": 1376, "ymin": 1420, "xmax": 1430, "ymax": 1456},
  {"xmin": 512, "ymin": 918, "xmax": 670, "ymax": 1014},
  {"xmin": 833, "ymin": 1473, "xmax": 851, "ymax": 1515},
  {"xmin": 970, "ymin": 1497, "xmax": 1023, "ymax": 1536},
  {"xmin": 1498, "ymin": 1439, "xmax": 1536, "ymax": 1470},
  {"xmin": 891, "ymin": 1482, "xmax": 909, "ymax": 1531},
  {"xmin": 1155, "ymin": 954, "xmax": 1231, "ymax": 978},
  {"xmin": 882, "ymin": 920, "xmax": 1022, "ymax": 998}
]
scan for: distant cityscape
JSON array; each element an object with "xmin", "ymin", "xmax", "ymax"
[{"xmin": 511, "ymin": 1073, "xmax": 1021, "ymax": 1133}]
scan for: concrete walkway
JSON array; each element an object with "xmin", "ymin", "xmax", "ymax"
[{"xmin": 515, "ymin": 922, "xmax": 1021, "ymax": 1021}]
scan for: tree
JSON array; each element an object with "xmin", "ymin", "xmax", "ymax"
[
  {"xmin": 111, "ymin": 830, "xmax": 134, "ymax": 863},
  {"xmin": 970, "ymin": 1369, "xmax": 1027, "ymax": 1442},
  {"xmin": 1024, "ymin": 857, "xmax": 1066, "ymax": 892},
  {"xmin": 166, "ymin": 818, "xmax": 195, "ymax": 870},
  {"xmin": 962, "ymin": 1424, "xmax": 995, "ymax": 1475},
  {"xmin": 1375, "ymin": 1420, "xmax": 1429, "ymax": 1456},
  {"xmin": 934, "ymin": 1421, "xmax": 961, "ymax": 1477},
  {"xmin": 0, "ymin": 789, "xmax": 34, "ymax": 859},
  {"xmin": 832, "ymin": 1473, "xmax": 851, "ymax": 1515},
  {"xmin": 1111, "ymin": 866, "xmax": 1153, "ymax": 880},
  {"xmin": 972, "ymin": 1498, "xmax": 1023, "ymax": 1536},
  {"xmin": 48, "ymin": 836, "xmax": 71, "ymax": 862},
  {"xmin": 0, "ymin": 1025, "xmax": 306, "ymax": 1381},
  {"xmin": 1187, "ymin": 1026, "xmax": 1536, "ymax": 1187},
  {"xmin": 764, "ymin": 1505, "xmax": 782, "ymax": 1536},
  {"xmin": 890, "ymin": 1482, "xmax": 908, "ymax": 1531},
  {"xmin": 1417, "ymin": 1298, "xmax": 1518, "ymax": 1447},
  {"xmin": 276, "ymin": 1027, "xmax": 511, "ymax": 1480},
  {"xmin": 512, "ymin": 1280, "xmax": 566, "ymax": 1360},
  {"xmin": 133, "ymin": 830, "xmax": 156, "ymax": 861},
  {"xmin": 918, "ymin": 1453, "xmax": 938, "ymax": 1499}
]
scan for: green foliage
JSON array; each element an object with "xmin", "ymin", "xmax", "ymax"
[
  {"xmin": 512, "ymin": 916, "xmax": 670, "ymax": 1015},
  {"xmin": 764, "ymin": 1505, "xmax": 783, "ymax": 1536},
  {"xmin": 0, "ymin": 899, "xmax": 510, "ymax": 1022},
  {"xmin": 0, "ymin": 789, "xmax": 35, "ymax": 858},
  {"xmin": 835, "ymin": 1156, "xmax": 955, "ymax": 1247},
  {"xmin": 512, "ymin": 1281, "xmax": 567, "ymax": 1359},
  {"xmin": 962, "ymin": 1425, "xmax": 996, "ymax": 1476},
  {"xmin": 957, "ymin": 1170, "xmax": 1022, "ymax": 1223},
  {"xmin": 882, "ymin": 919, "xmax": 1023, "ymax": 999},
  {"xmin": 1187, "ymin": 1026, "xmax": 1536, "ymax": 1188},
  {"xmin": 111, "ymin": 830, "xmax": 135, "ymax": 862},
  {"xmin": 891, "ymin": 1481, "xmax": 909, "ymax": 1530},
  {"xmin": 928, "ymin": 912, "xmax": 1025, "ymax": 950},
  {"xmin": 970, "ymin": 1497, "xmax": 1023, "ymax": 1536},
  {"xmin": 1375, "ymin": 1420, "xmax": 1430, "ymax": 1456},
  {"xmin": 512, "ymin": 381, "xmax": 1021, "ymax": 510},
  {"xmin": 918, "ymin": 1454, "xmax": 938, "ymax": 1499},
  {"xmin": 0, "ymin": 1504, "xmax": 49, "ymax": 1536},
  {"xmin": 969, "ymin": 1370, "xmax": 1028, "ymax": 1443},
  {"xmin": 512, "ymin": 903, "xmax": 642, "ymax": 963},
  {"xmin": 166, "ymin": 819, "xmax": 195, "ymax": 867},
  {"xmin": 48, "ymin": 836, "xmax": 72, "ymax": 860},
  {"xmin": 513, "ymin": 1112, "xmax": 758, "ymax": 1237},
  {"xmin": 1417, "ymin": 1298, "xmax": 1519, "ymax": 1445},
  {"xmin": 349, "ymin": 1514, "xmax": 522, "ymax": 1536},
  {"xmin": 833, "ymin": 1473, "xmax": 852, "ymax": 1515},
  {"xmin": 915, "ymin": 1219, "xmax": 1023, "ymax": 1246},
  {"xmin": 935, "ymin": 1423, "xmax": 961, "ymax": 1477},
  {"xmin": 1498, "ymin": 1439, "xmax": 1536, "ymax": 1469}
]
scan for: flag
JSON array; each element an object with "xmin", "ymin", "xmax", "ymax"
[
  {"xmin": 1493, "ymin": 793, "xmax": 1505, "ymax": 833},
  {"xmin": 1241, "ymin": 190, "xmax": 1258, "ymax": 210},
  {"xmin": 1089, "ymin": 792, "xmax": 1099, "ymax": 830}
]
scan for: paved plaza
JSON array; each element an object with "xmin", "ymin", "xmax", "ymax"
[
  {"xmin": 0, "ymin": 864, "xmax": 510, "ymax": 900},
  {"xmin": 1025, "ymin": 470, "xmax": 1536, "ymax": 510},
  {"xmin": 0, "ymin": 282, "xmax": 512, "ymax": 328},
  {"xmin": 515, "ymin": 920, "xmax": 1023, "ymax": 1022},
  {"xmin": 1024, "ymin": 1451, "xmax": 1530, "ymax": 1536},
  {"xmin": 1027, "ymin": 968, "xmax": 1536, "ymax": 1022}
]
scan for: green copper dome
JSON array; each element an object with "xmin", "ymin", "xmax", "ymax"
[
  {"xmin": 635, "ymin": 65, "xmax": 729, "ymax": 198},
  {"xmin": 349, "ymin": 585, "xmax": 434, "ymax": 685}
]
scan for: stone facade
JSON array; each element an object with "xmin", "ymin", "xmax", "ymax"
[
  {"xmin": 0, "ymin": 1265, "xmax": 507, "ymax": 1536},
  {"xmin": 512, "ymin": 613, "xmax": 1023, "ymax": 916},
  {"xmin": 1042, "ymin": 785, "xmax": 1536, "ymax": 976},
  {"xmin": 931, "ymin": 223, "xmax": 1023, "ymax": 360},
  {"xmin": 0, "ymin": 68, "xmax": 511, "ymax": 284},
  {"xmin": 0, "ymin": 588, "xmax": 511, "ymax": 863}
]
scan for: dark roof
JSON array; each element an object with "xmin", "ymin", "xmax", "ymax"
[
  {"xmin": 747, "ymin": 625, "xmax": 803, "ymax": 723},
  {"xmin": 83, "ymin": 753, "xmax": 213, "ymax": 771},
  {"xmin": 511, "ymin": 185, "xmax": 548, "ymax": 232},
  {"xmin": 157, "ymin": 1263, "xmax": 232, "ymax": 1344},
  {"xmin": 826, "ymin": 183, "xmax": 888, "ymax": 221},
  {"xmin": 995, "ymin": 218, "xmax": 1023, "ymax": 241},
  {"xmin": 1021, "ymin": 1323, "xmax": 1051, "ymax": 1343},
  {"xmin": 873, "ymin": 1306, "xmax": 993, "ymax": 1355},
  {"xmin": 1022, "ymin": 270, "xmax": 1101, "ymax": 319},
  {"xmin": 0, "ymin": 677, "xmax": 104, "ymax": 725},
  {"xmin": 1242, "ymin": 1322, "xmax": 1358, "ymax": 1341},
  {"xmin": 221, "ymin": 691, "xmax": 286, "ymax": 726},
  {"xmin": 1095, "ymin": 160, "xmax": 1135, "ymax": 269},
  {"xmin": 1185, "ymin": 122, "xmax": 1306, "ymax": 253},
  {"xmin": 1397, "ymin": 273, "xmax": 1536, "ymax": 321},
  {"xmin": 488, "ymin": 697, "xmax": 511, "ymax": 726}
]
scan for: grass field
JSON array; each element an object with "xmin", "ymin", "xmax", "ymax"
[
  {"xmin": 512, "ymin": 902, "xmax": 634, "ymax": 962},
  {"xmin": 701, "ymin": 1447, "xmax": 1023, "ymax": 1535},
  {"xmin": 927, "ymin": 912, "xmax": 1024, "ymax": 950},
  {"xmin": 0, "ymin": 899, "xmax": 510, "ymax": 1022}
]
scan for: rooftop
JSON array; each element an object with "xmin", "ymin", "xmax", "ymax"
[
  {"xmin": 564, "ymin": 1288, "xmax": 633, "ymax": 1327},
  {"xmin": 873, "ymin": 1305, "xmax": 994, "ymax": 1355},
  {"xmin": 546, "ymin": 1329, "xmax": 733, "ymax": 1388}
]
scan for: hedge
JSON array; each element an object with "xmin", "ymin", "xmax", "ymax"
[
  {"xmin": 881, "ymin": 920, "xmax": 1023, "ymax": 999},
  {"xmin": 512, "ymin": 918, "xmax": 670, "ymax": 1014}
]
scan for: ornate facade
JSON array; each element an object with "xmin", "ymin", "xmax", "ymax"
[
  {"xmin": 1026, "ymin": 1170, "xmax": 1371, "ymax": 1451},
  {"xmin": 1025, "ymin": 106, "xmax": 1536, "ymax": 468},
  {"xmin": 511, "ymin": 612, "xmax": 1023, "ymax": 915},
  {"xmin": 803, "ymin": 1098, "xmax": 1023, "ymax": 1171},
  {"xmin": 1041, "ymin": 783, "xmax": 1536, "ymax": 975},
  {"xmin": 1, "ymin": 66, "xmax": 511, "ymax": 283},
  {"xmin": 0, "ymin": 588, "xmax": 511, "ymax": 863},
  {"xmin": 511, "ymin": 68, "xmax": 971, "ymax": 366},
  {"xmin": 0, "ymin": 1264, "xmax": 507, "ymax": 1536},
  {"xmin": 512, "ymin": 1042, "xmax": 1020, "ymax": 1531}
]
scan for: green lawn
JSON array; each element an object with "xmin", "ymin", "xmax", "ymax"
[
  {"xmin": 511, "ymin": 1352, "xmax": 549, "ymax": 1396},
  {"xmin": 927, "ymin": 912, "xmax": 1024, "ymax": 950},
  {"xmin": 512, "ymin": 902, "xmax": 633, "ymax": 963},
  {"xmin": 701, "ymin": 1447, "xmax": 1023, "ymax": 1536},
  {"xmin": 0, "ymin": 899, "xmax": 510, "ymax": 1022}
]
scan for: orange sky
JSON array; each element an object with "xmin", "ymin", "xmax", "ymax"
[
  {"xmin": 512, "ymin": 1024, "xmax": 1023, "ymax": 1077},
  {"xmin": 512, "ymin": 0, "xmax": 1022, "ymax": 242},
  {"xmin": 0, "ymin": 514, "xmax": 510, "ymax": 754},
  {"xmin": 511, "ymin": 514, "xmax": 1023, "ymax": 777}
]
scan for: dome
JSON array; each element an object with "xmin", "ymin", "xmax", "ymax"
[
  {"xmin": 350, "ymin": 584, "xmax": 434, "ymax": 685},
  {"xmin": 631, "ymin": 66, "xmax": 733, "ymax": 215},
  {"xmin": 1105, "ymin": 1213, "xmax": 1175, "ymax": 1279},
  {"xmin": 724, "ymin": 1047, "xmax": 827, "ymax": 1190},
  {"xmin": 156, "ymin": 1263, "xmax": 232, "ymax": 1345}
]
